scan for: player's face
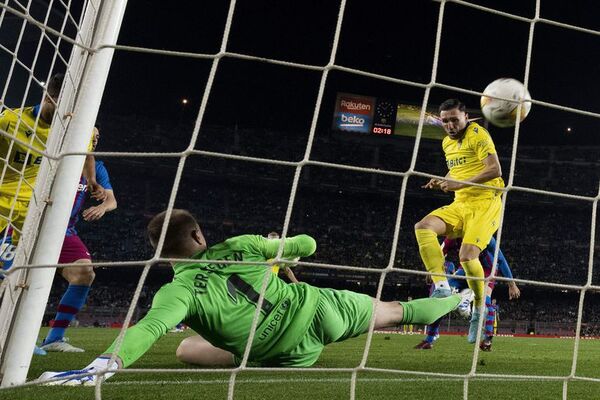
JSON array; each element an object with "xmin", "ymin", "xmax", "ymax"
[
  {"xmin": 440, "ymin": 108, "xmax": 468, "ymax": 139},
  {"xmin": 92, "ymin": 128, "xmax": 100, "ymax": 150},
  {"xmin": 40, "ymin": 93, "xmax": 59, "ymax": 123}
]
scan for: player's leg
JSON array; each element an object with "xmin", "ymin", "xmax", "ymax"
[
  {"xmin": 374, "ymin": 291, "xmax": 471, "ymax": 329},
  {"xmin": 414, "ymin": 205, "xmax": 459, "ymax": 296},
  {"xmin": 0, "ymin": 225, "xmax": 15, "ymax": 277},
  {"xmin": 176, "ymin": 335, "xmax": 235, "ymax": 366},
  {"xmin": 415, "ymin": 283, "xmax": 444, "ymax": 349},
  {"xmin": 0, "ymin": 196, "xmax": 27, "ymax": 274},
  {"xmin": 42, "ymin": 236, "xmax": 94, "ymax": 352},
  {"xmin": 460, "ymin": 196, "xmax": 502, "ymax": 343},
  {"xmin": 450, "ymin": 267, "xmax": 473, "ymax": 318},
  {"xmin": 480, "ymin": 284, "xmax": 495, "ymax": 351},
  {"xmin": 459, "ymin": 243, "xmax": 485, "ymax": 343},
  {"xmin": 415, "ymin": 318, "xmax": 441, "ymax": 349},
  {"xmin": 0, "ymin": 200, "xmax": 47, "ymax": 355}
]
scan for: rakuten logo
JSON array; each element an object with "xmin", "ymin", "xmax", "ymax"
[
  {"xmin": 340, "ymin": 114, "xmax": 365, "ymax": 127},
  {"xmin": 340, "ymin": 99, "xmax": 371, "ymax": 112}
]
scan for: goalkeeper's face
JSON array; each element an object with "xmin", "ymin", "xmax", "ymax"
[{"xmin": 440, "ymin": 108, "xmax": 468, "ymax": 139}]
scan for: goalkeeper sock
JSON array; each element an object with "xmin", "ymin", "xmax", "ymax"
[
  {"xmin": 415, "ymin": 229, "xmax": 448, "ymax": 287},
  {"xmin": 460, "ymin": 259, "xmax": 485, "ymax": 307},
  {"xmin": 400, "ymin": 295, "xmax": 461, "ymax": 325}
]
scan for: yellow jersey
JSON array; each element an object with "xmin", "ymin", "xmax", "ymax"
[
  {"xmin": 0, "ymin": 106, "xmax": 50, "ymax": 201},
  {"xmin": 442, "ymin": 122, "xmax": 504, "ymax": 201}
]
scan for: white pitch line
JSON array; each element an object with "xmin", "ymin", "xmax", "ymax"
[{"xmin": 105, "ymin": 377, "xmax": 561, "ymax": 386}]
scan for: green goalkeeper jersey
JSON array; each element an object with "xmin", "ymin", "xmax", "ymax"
[{"xmin": 106, "ymin": 234, "xmax": 318, "ymax": 367}]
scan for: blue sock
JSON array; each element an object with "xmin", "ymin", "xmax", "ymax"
[
  {"xmin": 425, "ymin": 318, "xmax": 441, "ymax": 343},
  {"xmin": 43, "ymin": 284, "xmax": 90, "ymax": 345},
  {"xmin": 484, "ymin": 295, "xmax": 495, "ymax": 339}
]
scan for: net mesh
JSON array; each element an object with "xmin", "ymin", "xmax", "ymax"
[
  {"xmin": 0, "ymin": 0, "xmax": 599, "ymax": 399},
  {"xmin": 0, "ymin": 0, "xmax": 102, "ymax": 356}
]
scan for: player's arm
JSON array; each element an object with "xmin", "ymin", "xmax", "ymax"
[
  {"xmin": 499, "ymin": 254, "xmax": 520, "ymax": 300},
  {"xmin": 488, "ymin": 237, "xmax": 520, "ymax": 300},
  {"xmin": 467, "ymin": 153, "xmax": 502, "ymax": 184},
  {"xmin": 259, "ymin": 234, "xmax": 316, "ymax": 262},
  {"xmin": 83, "ymin": 161, "xmax": 117, "ymax": 221},
  {"xmin": 82, "ymin": 128, "xmax": 106, "ymax": 201},
  {"xmin": 102, "ymin": 284, "xmax": 189, "ymax": 367},
  {"xmin": 282, "ymin": 266, "xmax": 299, "ymax": 283},
  {"xmin": 82, "ymin": 189, "xmax": 116, "ymax": 221},
  {"xmin": 39, "ymin": 284, "xmax": 191, "ymax": 385},
  {"xmin": 422, "ymin": 171, "xmax": 450, "ymax": 190},
  {"xmin": 441, "ymin": 154, "xmax": 501, "ymax": 192},
  {"xmin": 82, "ymin": 155, "xmax": 106, "ymax": 200}
]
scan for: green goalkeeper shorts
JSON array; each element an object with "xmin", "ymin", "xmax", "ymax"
[{"xmin": 257, "ymin": 288, "xmax": 374, "ymax": 367}]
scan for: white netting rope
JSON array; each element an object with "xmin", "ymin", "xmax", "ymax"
[
  {"xmin": 0, "ymin": 0, "xmax": 598, "ymax": 399},
  {"xmin": 0, "ymin": 0, "xmax": 101, "ymax": 381}
]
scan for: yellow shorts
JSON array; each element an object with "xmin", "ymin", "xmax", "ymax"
[
  {"xmin": 0, "ymin": 194, "xmax": 30, "ymax": 242},
  {"xmin": 429, "ymin": 195, "xmax": 502, "ymax": 250}
]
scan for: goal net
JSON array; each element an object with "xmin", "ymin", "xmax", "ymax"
[
  {"xmin": 0, "ymin": 0, "xmax": 126, "ymax": 386},
  {"xmin": 0, "ymin": 0, "xmax": 599, "ymax": 399}
]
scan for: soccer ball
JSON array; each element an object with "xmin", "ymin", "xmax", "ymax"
[{"xmin": 480, "ymin": 78, "xmax": 531, "ymax": 128}]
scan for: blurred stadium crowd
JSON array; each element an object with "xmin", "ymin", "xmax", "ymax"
[{"xmin": 45, "ymin": 115, "xmax": 600, "ymax": 334}]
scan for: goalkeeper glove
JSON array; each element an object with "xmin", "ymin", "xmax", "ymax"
[{"xmin": 38, "ymin": 356, "xmax": 118, "ymax": 386}]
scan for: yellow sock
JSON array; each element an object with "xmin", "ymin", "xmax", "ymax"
[
  {"xmin": 461, "ymin": 258, "xmax": 485, "ymax": 307},
  {"xmin": 414, "ymin": 229, "xmax": 445, "ymax": 283}
]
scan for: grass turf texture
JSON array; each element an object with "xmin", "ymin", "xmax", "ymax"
[{"xmin": 2, "ymin": 328, "xmax": 600, "ymax": 399}]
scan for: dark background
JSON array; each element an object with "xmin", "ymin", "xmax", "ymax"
[{"xmin": 0, "ymin": 1, "xmax": 599, "ymax": 326}]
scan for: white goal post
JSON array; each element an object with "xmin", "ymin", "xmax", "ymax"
[{"xmin": 0, "ymin": 0, "xmax": 128, "ymax": 387}]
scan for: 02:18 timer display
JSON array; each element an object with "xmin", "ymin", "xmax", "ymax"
[{"xmin": 372, "ymin": 126, "xmax": 392, "ymax": 135}]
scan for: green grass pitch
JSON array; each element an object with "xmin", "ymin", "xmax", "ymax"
[{"xmin": 2, "ymin": 328, "xmax": 600, "ymax": 399}]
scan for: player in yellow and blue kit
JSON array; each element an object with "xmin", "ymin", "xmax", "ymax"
[
  {"xmin": 0, "ymin": 74, "xmax": 63, "ymax": 250},
  {"xmin": 0, "ymin": 74, "xmax": 104, "ymax": 269},
  {"xmin": 414, "ymin": 98, "xmax": 505, "ymax": 345},
  {"xmin": 39, "ymin": 209, "xmax": 473, "ymax": 385}
]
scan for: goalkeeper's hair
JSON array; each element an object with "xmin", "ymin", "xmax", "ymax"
[
  {"xmin": 147, "ymin": 209, "xmax": 199, "ymax": 257},
  {"xmin": 439, "ymin": 98, "xmax": 466, "ymax": 113}
]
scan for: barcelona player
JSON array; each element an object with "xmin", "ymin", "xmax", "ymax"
[
  {"xmin": 40, "ymin": 129, "xmax": 117, "ymax": 353},
  {"xmin": 39, "ymin": 209, "xmax": 472, "ymax": 385},
  {"xmin": 414, "ymin": 98, "xmax": 504, "ymax": 343}
]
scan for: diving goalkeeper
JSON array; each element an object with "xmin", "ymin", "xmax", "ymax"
[{"xmin": 40, "ymin": 209, "xmax": 471, "ymax": 385}]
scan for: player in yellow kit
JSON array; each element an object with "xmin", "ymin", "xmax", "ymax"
[
  {"xmin": 0, "ymin": 73, "xmax": 104, "ymax": 245},
  {"xmin": 414, "ymin": 98, "xmax": 504, "ymax": 343}
]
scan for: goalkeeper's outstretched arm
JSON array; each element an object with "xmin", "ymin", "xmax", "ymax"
[
  {"xmin": 38, "ymin": 283, "xmax": 192, "ymax": 385},
  {"xmin": 259, "ymin": 234, "xmax": 317, "ymax": 261}
]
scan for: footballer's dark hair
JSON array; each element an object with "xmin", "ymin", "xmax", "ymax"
[
  {"xmin": 47, "ymin": 73, "xmax": 64, "ymax": 98},
  {"xmin": 439, "ymin": 98, "xmax": 466, "ymax": 113},
  {"xmin": 147, "ymin": 209, "xmax": 199, "ymax": 257}
]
